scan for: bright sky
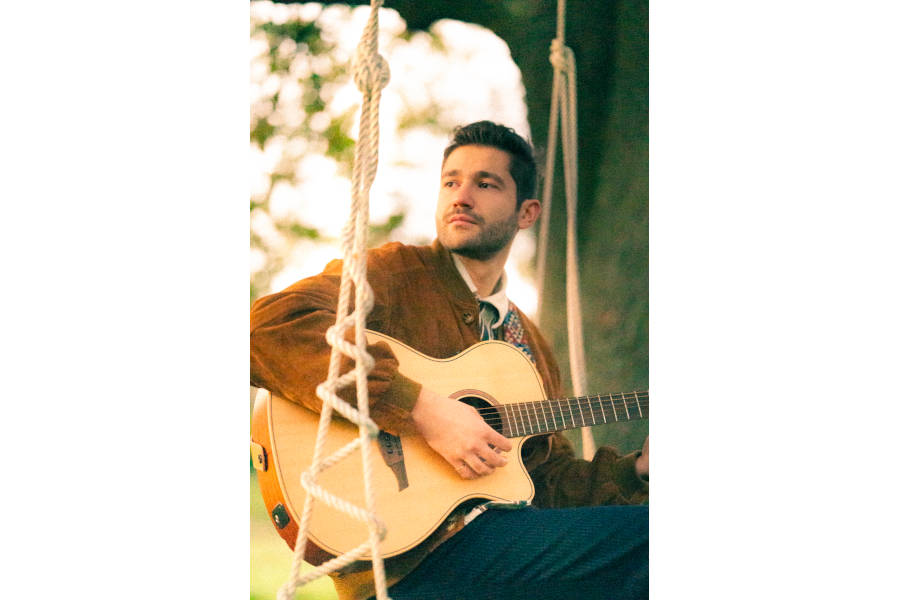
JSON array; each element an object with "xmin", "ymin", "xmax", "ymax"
[{"xmin": 250, "ymin": 2, "xmax": 539, "ymax": 316}]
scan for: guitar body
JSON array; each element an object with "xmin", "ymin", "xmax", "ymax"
[{"xmin": 251, "ymin": 331, "xmax": 547, "ymax": 563}]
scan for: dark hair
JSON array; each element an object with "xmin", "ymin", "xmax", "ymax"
[{"xmin": 442, "ymin": 121, "xmax": 537, "ymax": 208}]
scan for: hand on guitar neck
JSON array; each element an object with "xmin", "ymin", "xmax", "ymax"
[{"xmin": 411, "ymin": 386, "xmax": 513, "ymax": 480}]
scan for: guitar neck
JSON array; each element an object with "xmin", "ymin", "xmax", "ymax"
[{"xmin": 491, "ymin": 391, "xmax": 649, "ymax": 438}]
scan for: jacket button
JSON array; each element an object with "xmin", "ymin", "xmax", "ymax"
[{"xmin": 462, "ymin": 312, "xmax": 474, "ymax": 324}]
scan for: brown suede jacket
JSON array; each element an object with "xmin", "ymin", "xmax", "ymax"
[{"xmin": 250, "ymin": 240, "xmax": 648, "ymax": 600}]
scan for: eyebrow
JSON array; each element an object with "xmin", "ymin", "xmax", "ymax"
[{"xmin": 441, "ymin": 169, "xmax": 507, "ymax": 187}]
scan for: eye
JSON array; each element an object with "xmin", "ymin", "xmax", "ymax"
[
  {"xmin": 443, "ymin": 180, "xmax": 458, "ymax": 188},
  {"xmin": 478, "ymin": 181, "xmax": 496, "ymax": 189}
]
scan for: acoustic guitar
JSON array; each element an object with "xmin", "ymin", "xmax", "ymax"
[{"xmin": 250, "ymin": 330, "xmax": 648, "ymax": 564}]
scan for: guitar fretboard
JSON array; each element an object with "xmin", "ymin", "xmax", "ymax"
[{"xmin": 482, "ymin": 391, "xmax": 649, "ymax": 438}]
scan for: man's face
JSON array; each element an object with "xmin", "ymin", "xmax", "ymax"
[{"xmin": 436, "ymin": 144, "xmax": 521, "ymax": 260}]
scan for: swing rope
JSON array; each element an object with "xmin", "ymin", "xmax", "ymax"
[
  {"xmin": 277, "ymin": 2, "xmax": 392, "ymax": 599},
  {"xmin": 536, "ymin": 0, "xmax": 596, "ymax": 458}
]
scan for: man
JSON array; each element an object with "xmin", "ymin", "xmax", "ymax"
[{"xmin": 250, "ymin": 121, "xmax": 648, "ymax": 600}]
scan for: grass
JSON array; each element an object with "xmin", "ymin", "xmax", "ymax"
[{"xmin": 250, "ymin": 470, "xmax": 338, "ymax": 600}]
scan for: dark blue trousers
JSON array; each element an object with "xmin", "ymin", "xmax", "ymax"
[{"xmin": 378, "ymin": 505, "xmax": 648, "ymax": 600}]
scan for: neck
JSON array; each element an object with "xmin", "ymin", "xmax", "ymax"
[{"xmin": 452, "ymin": 245, "xmax": 511, "ymax": 297}]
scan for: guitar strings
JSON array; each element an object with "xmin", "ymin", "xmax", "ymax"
[
  {"xmin": 475, "ymin": 396, "xmax": 650, "ymax": 417},
  {"xmin": 473, "ymin": 391, "xmax": 649, "ymax": 413},
  {"xmin": 473, "ymin": 394, "xmax": 649, "ymax": 418},
  {"xmin": 474, "ymin": 394, "xmax": 649, "ymax": 433},
  {"xmin": 477, "ymin": 407, "xmax": 649, "ymax": 425},
  {"xmin": 475, "ymin": 400, "xmax": 651, "ymax": 420}
]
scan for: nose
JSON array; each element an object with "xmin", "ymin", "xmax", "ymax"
[{"xmin": 452, "ymin": 181, "xmax": 475, "ymax": 208}]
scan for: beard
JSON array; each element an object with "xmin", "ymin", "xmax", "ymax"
[{"xmin": 439, "ymin": 210, "xmax": 519, "ymax": 261}]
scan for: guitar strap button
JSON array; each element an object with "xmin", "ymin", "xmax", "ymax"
[{"xmin": 271, "ymin": 503, "xmax": 290, "ymax": 529}]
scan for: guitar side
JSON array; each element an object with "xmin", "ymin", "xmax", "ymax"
[{"xmin": 251, "ymin": 331, "xmax": 547, "ymax": 562}]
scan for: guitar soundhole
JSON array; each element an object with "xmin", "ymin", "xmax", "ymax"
[{"xmin": 460, "ymin": 396, "xmax": 503, "ymax": 434}]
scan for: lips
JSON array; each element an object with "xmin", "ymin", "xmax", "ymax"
[{"xmin": 447, "ymin": 212, "xmax": 479, "ymax": 225}]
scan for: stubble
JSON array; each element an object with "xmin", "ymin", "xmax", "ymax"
[{"xmin": 439, "ymin": 210, "xmax": 519, "ymax": 261}]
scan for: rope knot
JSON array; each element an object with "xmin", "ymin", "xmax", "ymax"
[
  {"xmin": 549, "ymin": 38, "xmax": 575, "ymax": 73},
  {"xmin": 352, "ymin": 51, "xmax": 391, "ymax": 94}
]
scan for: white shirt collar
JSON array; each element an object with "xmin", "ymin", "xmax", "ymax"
[{"xmin": 451, "ymin": 252, "xmax": 510, "ymax": 329}]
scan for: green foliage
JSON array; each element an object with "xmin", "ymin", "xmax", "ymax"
[
  {"xmin": 369, "ymin": 213, "xmax": 405, "ymax": 246},
  {"xmin": 322, "ymin": 114, "xmax": 355, "ymax": 166},
  {"xmin": 250, "ymin": 9, "xmax": 340, "ymax": 302},
  {"xmin": 285, "ymin": 223, "xmax": 321, "ymax": 239},
  {"xmin": 250, "ymin": 116, "xmax": 276, "ymax": 149},
  {"xmin": 397, "ymin": 104, "xmax": 442, "ymax": 133},
  {"xmin": 257, "ymin": 20, "xmax": 322, "ymax": 48},
  {"xmin": 249, "ymin": 4, "xmax": 482, "ymax": 305}
]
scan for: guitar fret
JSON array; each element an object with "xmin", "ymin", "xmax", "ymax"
[
  {"xmin": 587, "ymin": 396, "xmax": 596, "ymax": 426},
  {"xmin": 539, "ymin": 401, "xmax": 550, "ymax": 433},
  {"xmin": 622, "ymin": 393, "xmax": 630, "ymax": 420},
  {"xmin": 525, "ymin": 402, "xmax": 535, "ymax": 434},
  {"xmin": 502, "ymin": 404, "xmax": 514, "ymax": 437},
  {"xmin": 599, "ymin": 396, "xmax": 607, "ymax": 423},
  {"xmin": 610, "ymin": 395, "xmax": 618, "ymax": 421},
  {"xmin": 566, "ymin": 398, "xmax": 573, "ymax": 428},
  {"xmin": 576, "ymin": 397, "xmax": 586, "ymax": 426},
  {"xmin": 531, "ymin": 402, "xmax": 543, "ymax": 434},
  {"xmin": 634, "ymin": 391, "xmax": 642, "ymax": 418}
]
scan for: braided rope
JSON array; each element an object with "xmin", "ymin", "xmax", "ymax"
[
  {"xmin": 536, "ymin": 0, "xmax": 596, "ymax": 458},
  {"xmin": 277, "ymin": 2, "xmax": 392, "ymax": 599}
]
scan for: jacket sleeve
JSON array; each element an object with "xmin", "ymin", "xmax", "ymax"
[
  {"xmin": 526, "ymin": 432, "xmax": 649, "ymax": 507},
  {"xmin": 249, "ymin": 259, "xmax": 422, "ymax": 435}
]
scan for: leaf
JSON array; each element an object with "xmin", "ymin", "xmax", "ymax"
[
  {"xmin": 250, "ymin": 117, "xmax": 275, "ymax": 149},
  {"xmin": 287, "ymin": 223, "xmax": 321, "ymax": 240},
  {"xmin": 258, "ymin": 20, "xmax": 322, "ymax": 48}
]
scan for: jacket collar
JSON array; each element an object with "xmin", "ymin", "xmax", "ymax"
[
  {"xmin": 450, "ymin": 251, "xmax": 510, "ymax": 326},
  {"xmin": 430, "ymin": 239, "xmax": 478, "ymax": 306}
]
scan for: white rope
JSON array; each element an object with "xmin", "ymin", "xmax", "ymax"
[
  {"xmin": 536, "ymin": 0, "xmax": 596, "ymax": 459},
  {"xmin": 277, "ymin": 2, "xmax": 392, "ymax": 599}
]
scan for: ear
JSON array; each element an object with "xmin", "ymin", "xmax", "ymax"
[{"xmin": 517, "ymin": 198, "xmax": 542, "ymax": 230}]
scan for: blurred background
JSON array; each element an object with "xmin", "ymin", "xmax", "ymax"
[{"xmin": 249, "ymin": 1, "xmax": 648, "ymax": 598}]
